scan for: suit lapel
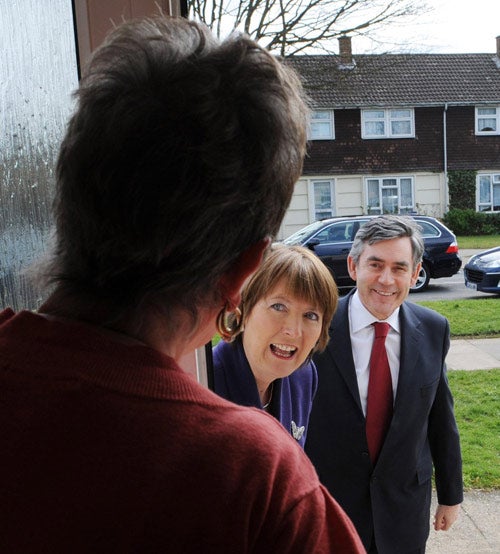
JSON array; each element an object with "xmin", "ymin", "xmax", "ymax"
[
  {"xmin": 393, "ymin": 301, "xmax": 424, "ymax": 413},
  {"xmin": 322, "ymin": 297, "xmax": 427, "ymax": 452},
  {"xmin": 325, "ymin": 293, "xmax": 363, "ymax": 412}
]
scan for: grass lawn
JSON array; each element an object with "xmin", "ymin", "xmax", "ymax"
[
  {"xmin": 457, "ymin": 235, "xmax": 500, "ymax": 249},
  {"xmin": 402, "ymin": 298, "xmax": 499, "ymax": 490},
  {"xmin": 417, "ymin": 250, "xmax": 499, "ymax": 489},
  {"xmin": 416, "ymin": 298, "xmax": 500, "ymax": 337},
  {"xmin": 448, "ymin": 369, "xmax": 500, "ymax": 490}
]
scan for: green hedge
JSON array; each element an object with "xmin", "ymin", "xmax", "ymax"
[
  {"xmin": 443, "ymin": 209, "xmax": 500, "ymax": 235},
  {"xmin": 448, "ymin": 170, "xmax": 476, "ymax": 210}
]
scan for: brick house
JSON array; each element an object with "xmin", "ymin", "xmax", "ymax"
[{"xmin": 278, "ymin": 36, "xmax": 500, "ymax": 239}]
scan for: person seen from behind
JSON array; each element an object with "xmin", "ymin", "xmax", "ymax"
[{"xmin": 0, "ymin": 15, "xmax": 364, "ymax": 553}]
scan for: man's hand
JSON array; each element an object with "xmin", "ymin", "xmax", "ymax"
[{"xmin": 433, "ymin": 504, "xmax": 461, "ymax": 531}]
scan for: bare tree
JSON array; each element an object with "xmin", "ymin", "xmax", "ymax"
[{"xmin": 187, "ymin": 0, "xmax": 429, "ymax": 56}]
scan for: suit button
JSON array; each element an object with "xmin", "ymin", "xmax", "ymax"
[{"xmin": 362, "ymin": 451, "xmax": 369, "ymax": 458}]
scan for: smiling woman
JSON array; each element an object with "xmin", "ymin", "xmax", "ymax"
[{"xmin": 212, "ymin": 243, "xmax": 338, "ymax": 446}]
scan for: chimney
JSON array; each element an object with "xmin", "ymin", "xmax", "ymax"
[
  {"xmin": 497, "ymin": 35, "xmax": 500, "ymax": 58},
  {"xmin": 338, "ymin": 36, "xmax": 353, "ymax": 67}
]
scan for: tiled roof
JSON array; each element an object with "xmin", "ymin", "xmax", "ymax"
[{"xmin": 286, "ymin": 53, "xmax": 500, "ymax": 108}]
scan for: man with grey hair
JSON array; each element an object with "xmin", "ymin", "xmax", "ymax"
[{"xmin": 306, "ymin": 215, "xmax": 463, "ymax": 554}]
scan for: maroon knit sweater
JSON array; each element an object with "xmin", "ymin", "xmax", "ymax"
[{"xmin": 0, "ymin": 309, "xmax": 364, "ymax": 553}]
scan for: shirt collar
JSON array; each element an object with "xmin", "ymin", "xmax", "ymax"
[{"xmin": 350, "ymin": 290, "xmax": 401, "ymax": 334}]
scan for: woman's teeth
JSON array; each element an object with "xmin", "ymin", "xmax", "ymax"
[{"xmin": 270, "ymin": 344, "xmax": 297, "ymax": 358}]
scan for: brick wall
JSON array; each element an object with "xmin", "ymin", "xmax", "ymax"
[
  {"xmin": 447, "ymin": 106, "xmax": 500, "ymax": 170},
  {"xmin": 303, "ymin": 106, "xmax": 500, "ymax": 175}
]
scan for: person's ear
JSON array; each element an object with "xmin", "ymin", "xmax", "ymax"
[
  {"xmin": 410, "ymin": 262, "xmax": 422, "ymax": 287},
  {"xmin": 220, "ymin": 238, "xmax": 270, "ymax": 307},
  {"xmin": 347, "ymin": 255, "xmax": 358, "ymax": 281}
]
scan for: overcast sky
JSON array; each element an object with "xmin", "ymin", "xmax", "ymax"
[{"xmin": 359, "ymin": 0, "xmax": 500, "ymax": 54}]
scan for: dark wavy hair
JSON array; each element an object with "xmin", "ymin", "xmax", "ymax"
[{"xmin": 44, "ymin": 16, "xmax": 308, "ymax": 328}]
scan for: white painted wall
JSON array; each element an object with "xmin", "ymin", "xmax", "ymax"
[{"xmin": 277, "ymin": 171, "xmax": 445, "ymax": 240}]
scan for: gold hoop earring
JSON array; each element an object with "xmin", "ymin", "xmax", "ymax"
[{"xmin": 216, "ymin": 304, "xmax": 242, "ymax": 343}]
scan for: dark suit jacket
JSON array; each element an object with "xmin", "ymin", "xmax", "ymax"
[
  {"xmin": 305, "ymin": 291, "xmax": 463, "ymax": 554},
  {"xmin": 212, "ymin": 338, "xmax": 317, "ymax": 447}
]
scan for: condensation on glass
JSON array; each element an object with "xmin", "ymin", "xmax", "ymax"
[{"xmin": 0, "ymin": 1, "xmax": 78, "ymax": 310}]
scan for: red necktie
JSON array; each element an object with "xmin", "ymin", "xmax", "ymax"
[{"xmin": 366, "ymin": 322, "xmax": 393, "ymax": 464}]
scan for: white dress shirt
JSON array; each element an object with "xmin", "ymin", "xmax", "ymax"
[{"xmin": 348, "ymin": 291, "xmax": 401, "ymax": 416}]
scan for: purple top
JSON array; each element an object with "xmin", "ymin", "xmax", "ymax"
[{"xmin": 212, "ymin": 338, "xmax": 318, "ymax": 447}]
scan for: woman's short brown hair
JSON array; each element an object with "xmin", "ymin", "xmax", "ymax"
[{"xmin": 240, "ymin": 243, "xmax": 338, "ymax": 352}]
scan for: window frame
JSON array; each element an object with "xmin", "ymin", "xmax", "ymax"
[
  {"xmin": 309, "ymin": 179, "xmax": 336, "ymax": 221},
  {"xmin": 365, "ymin": 176, "xmax": 415, "ymax": 215},
  {"xmin": 475, "ymin": 106, "xmax": 500, "ymax": 135},
  {"xmin": 309, "ymin": 109, "xmax": 335, "ymax": 140},
  {"xmin": 477, "ymin": 173, "xmax": 500, "ymax": 212},
  {"xmin": 361, "ymin": 108, "xmax": 415, "ymax": 139}
]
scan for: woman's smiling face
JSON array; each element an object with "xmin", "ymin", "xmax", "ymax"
[{"xmin": 242, "ymin": 279, "xmax": 323, "ymax": 389}]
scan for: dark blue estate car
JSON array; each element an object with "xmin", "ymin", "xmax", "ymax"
[
  {"xmin": 283, "ymin": 215, "xmax": 462, "ymax": 292},
  {"xmin": 464, "ymin": 246, "xmax": 500, "ymax": 294}
]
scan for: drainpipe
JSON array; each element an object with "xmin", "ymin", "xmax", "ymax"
[{"xmin": 443, "ymin": 103, "xmax": 449, "ymax": 213}]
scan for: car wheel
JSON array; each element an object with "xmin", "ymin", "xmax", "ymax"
[{"xmin": 410, "ymin": 263, "xmax": 430, "ymax": 293}]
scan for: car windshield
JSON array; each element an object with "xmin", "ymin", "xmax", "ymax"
[{"xmin": 283, "ymin": 220, "xmax": 330, "ymax": 245}]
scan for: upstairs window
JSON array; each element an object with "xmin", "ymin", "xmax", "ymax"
[
  {"xmin": 361, "ymin": 108, "xmax": 414, "ymax": 139},
  {"xmin": 309, "ymin": 110, "xmax": 335, "ymax": 140},
  {"xmin": 478, "ymin": 174, "xmax": 500, "ymax": 212},
  {"xmin": 475, "ymin": 107, "xmax": 500, "ymax": 135}
]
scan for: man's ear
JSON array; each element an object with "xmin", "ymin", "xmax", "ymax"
[
  {"xmin": 347, "ymin": 255, "xmax": 358, "ymax": 281},
  {"xmin": 219, "ymin": 238, "xmax": 271, "ymax": 307},
  {"xmin": 410, "ymin": 262, "xmax": 422, "ymax": 287}
]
